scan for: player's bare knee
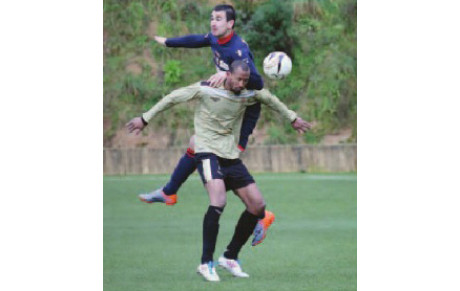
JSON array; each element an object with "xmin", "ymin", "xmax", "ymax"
[
  {"xmin": 247, "ymin": 200, "xmax": 265, "ymax": 217},
  {"xmin": 210, "ymin": 193, "xmax": 226, "ymax": 208},
  {"xmin": 214, "ymin": 199, "xmax": 226, "ymax": 209},
  {"xmin": 255, "ymin": 202, "xmax": 266, "ymax": 217}
]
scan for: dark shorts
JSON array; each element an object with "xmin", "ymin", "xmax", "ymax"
[{"xmin": 195, "ymin": 153, "xmax": 255, "ymax": 191}]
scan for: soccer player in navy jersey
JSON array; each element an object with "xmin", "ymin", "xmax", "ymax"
[
  {"xmin": 153, "ymin": 4, "xmax": 263, "ymax": 90},
  {"xmin": 143, "ymin": 7, "xmax": 262, "ymax": 199}
]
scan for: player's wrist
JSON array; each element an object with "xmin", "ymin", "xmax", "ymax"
[{"xmin": 141, "ymin": 116, "xmax": 148, "ymax": 126}]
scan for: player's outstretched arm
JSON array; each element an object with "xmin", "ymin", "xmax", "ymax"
[
  {"xmin": 254, "ymin": 89, "xmax": 312, "ymax": 134},
  {"xmin": 155, "ymin": 34, "xmax": 211, "ymax": 48},
  {"xmin": 128, "ymin": 83, "xmax": 202, "ymax": 134}
]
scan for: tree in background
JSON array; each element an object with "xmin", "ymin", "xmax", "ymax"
[
  {"xmin": 244, "ymin": 0, "xmax": 296, "ymax": 57},
  {"xmin": 103, "ymin": 0, "xmax": 357, "ymax": 146}
]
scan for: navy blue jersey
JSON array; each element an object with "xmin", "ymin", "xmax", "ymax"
[
  {"xmin": 165, "ymin": 32, "xmax": 263, "ymax": 150},
  {"xmin": 165, "ymin": 33, "xmax": 264, "ymax": 90}
]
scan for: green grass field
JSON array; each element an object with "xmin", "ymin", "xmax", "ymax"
[{"xmin": 104, "ymin": 173, "xmax": 356, "ymax": 291}]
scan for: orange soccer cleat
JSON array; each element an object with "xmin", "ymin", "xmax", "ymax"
[
  {"xmin": 251, "ymin": 210, "xmax": 275, "ymax": 246},
  {"xmin": 138, "ymin": 188, "xmax": 177, "ymax": 205}
]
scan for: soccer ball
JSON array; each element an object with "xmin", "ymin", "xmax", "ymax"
[{"xmin": 263, "ymin": 51, "xmax": 292, "ymax": 80}]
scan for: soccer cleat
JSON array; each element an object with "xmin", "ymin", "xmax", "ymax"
[
  {"xmin": 251, "ymin": 210, "xmax": 275, "ymax": 246},
  {"xmin": 138, "ymin": 188, "xmax": 177, "ymax": 205},
  {"xmin": 218, "ymin": 256, "xmax": 249, "ymax": 278},
  {"xmin": 197, "ymin": 262, "xmax": 220, "ymax": 282}
]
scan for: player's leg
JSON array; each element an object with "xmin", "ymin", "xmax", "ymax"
[
  {"xmin": 163, "ymin": 136, "xmax": 197, "ymax": 195},
  {"xmin": 138, "ymin": 136, "xmax": 197, "ymax": 205},
  {"xmin": 195, "ymin": 153, "xmax": 227, "ymax": 282},
  {"xmin": 233, "ymin": 180, "xmax": 276, "ymax": 247},
  {"xmin": 217, "ymin": 182, "xmax": 264, "ymax": 278},
  {"xmin": 225, "ymin": 183, "xmax": 266, "ymax": 255},
  {"xmin": 214, "ymin": 160, "xmax": 261, "ymax": 277}
]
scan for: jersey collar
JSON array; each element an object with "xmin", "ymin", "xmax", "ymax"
[{"xmin": 217, "ymin": 31, "xmax": 234, "ymax": 45}]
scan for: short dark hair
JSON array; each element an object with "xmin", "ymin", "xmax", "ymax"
[
  {"xmin": 213, "ymin": 4, "xmax": 236, "ymax": 28},
  {"xmin": 229, "ymin": 60, "xmax": 250, "ymax": 73}
]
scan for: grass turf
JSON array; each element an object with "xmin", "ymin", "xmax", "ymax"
[{"xmin": 104, "ymin": 173, "xmax": 356, "ymax": 290}]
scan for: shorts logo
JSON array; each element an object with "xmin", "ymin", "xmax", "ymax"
[
  {"xmin": 210, "ymin": 97, "xmax": 220, "ymax": 102},
  {"xmin": 236, "ymin": 50, "xmax": 242, "ymax": 57}
]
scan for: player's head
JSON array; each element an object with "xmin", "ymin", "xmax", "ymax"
[
  {"xmin": 211, "ymin": 4, "xmax": 236, "ymax": 38},
  {"xmin": 226, "ymin": 60, "xmax": 250, "ymax": 94}
]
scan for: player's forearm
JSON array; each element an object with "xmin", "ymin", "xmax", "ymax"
[
  {"xmin": 255, "ymin": 90, "xmax": 297, "ymax": 123},
  {"xmin": 165, "ymin": 34, "xmax": 210, "ymax": 48},
  {"xmin": 142, "ymin": 96, "xmax": 176, "ymax": 123}
]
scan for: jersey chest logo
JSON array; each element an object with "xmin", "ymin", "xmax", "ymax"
[
  {"xmin": 217, "ymin": 59, "xmax": 229, "ymax": 70},
  {"xmin": 213, "ymin": 51, "xmax": 230, "ymax": 71}
]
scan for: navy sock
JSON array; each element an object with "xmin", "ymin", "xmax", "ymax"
[
  {"xmin": 163, "ymin": 148, "xmax": 197, "ymax": 195},
  {"xmin": 224, "ymin": 210, "xmax": 261, "ymax": 260},
  {"xmin": 201, "ymin": 205, "xmax": 224, "ymax": 264}
]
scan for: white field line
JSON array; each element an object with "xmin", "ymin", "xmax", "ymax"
[{"xmin": 104, "ymin": 174, "xmax": 356, "ymax": 182}]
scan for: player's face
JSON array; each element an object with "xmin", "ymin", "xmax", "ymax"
[
  {"xmin": 226, "ymin": 68, "xmax": 250, "ymax": 94},
  {"xmin": 210, "ymin": 11, "xmax": 233, "ymax": 38}
]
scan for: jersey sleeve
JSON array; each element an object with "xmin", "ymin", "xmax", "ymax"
[
  {"xmin": 254, "ymin": 89, "xmax": 297, "ymax": 123},
  {"xmin": 165, "ymin": 34, "xmax": 211, "ymax": 48},
  {"xmin": 142, "ymin": 82, "xmax": 201, "ymax": 122},
  {"xmin": 238, "ymin": 102, "xmax": 261, "ymax": 151}
]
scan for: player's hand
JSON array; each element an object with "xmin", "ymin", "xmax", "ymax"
[
  {"xmin": 291, "ymin": 117, "xmax": 312, "ymax": 134},
  {"xmin": 207, "ymin": 71, "xmax": 227, "ymax": 87},
  {"xmin": 126, "ymin": 117, "xmax": 146, "ymax": 135},
  {"xmin": 153, "ymin": 36, "xmax": 166, "ymax": 46}
]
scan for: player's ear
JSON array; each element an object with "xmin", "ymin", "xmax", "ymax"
[{"xmin": 228, "ymin": 20, "xmax": 234, "ymax": 30}]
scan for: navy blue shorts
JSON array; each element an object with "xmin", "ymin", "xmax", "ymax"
[{"xmin": 195, "ymin": 153, "xmax": 255, "ymax": 191}]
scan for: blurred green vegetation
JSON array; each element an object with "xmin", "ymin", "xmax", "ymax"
[{"xmin": 103, "ymin": 0, "xmax": 356, "ymax": 146}]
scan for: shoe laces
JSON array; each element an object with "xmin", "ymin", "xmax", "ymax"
[
  {"xmin": 207, "ymin": 262, "xmax": 215, "ymax": 274},
  {"xmin": 227, "ymin": 258, "xmax": 242, "ymax": 270}
]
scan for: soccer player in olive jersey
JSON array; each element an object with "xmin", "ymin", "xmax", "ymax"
[
  {"xmin": 127, "ymin": 61, "xmax": 311, "ymax": 282},
  {"xmin": 148, "ymin": 4, "xmax": 263, "ymax": 207}
]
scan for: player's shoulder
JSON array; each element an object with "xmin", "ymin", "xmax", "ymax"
[
  {"xmin": 254, "ymin": 88, "xmax": 271, "ymax": 97},
  {"xmin": 207, "ymin": 32, "xmax": 218, "ymax": 43},
  {"xmin": 232, "ymin": 34, "xmax": 250, "ymax": 49},
  {"xmin": 230, "ymin": 36, "xmax": 251, "ymax": 58}
]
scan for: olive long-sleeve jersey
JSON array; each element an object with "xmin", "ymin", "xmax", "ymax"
[{"xmin": 142, "ymin": 82, "xmax": 297, "ymax": 159}]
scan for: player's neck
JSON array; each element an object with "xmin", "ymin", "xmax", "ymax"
[{"xmin": 217, "ymin": 30, "xmax": 234, "ymax": 45}]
